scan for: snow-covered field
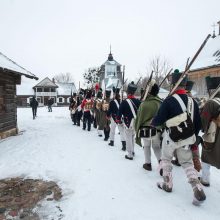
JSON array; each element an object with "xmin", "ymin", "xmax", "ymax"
[{"xmin": 0, "ymin": 107, "xmax": 220, "ymax": 220}]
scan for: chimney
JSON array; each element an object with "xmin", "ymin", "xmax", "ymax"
[
  {"xmin": 218, "ymin": 21, "xmax": 220, "ymax": 35},
  {"xmin": 52, "ymin": 78, "xmax": 55, "ymax": 83}
]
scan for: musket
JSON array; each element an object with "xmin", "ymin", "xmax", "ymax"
[
  {"xmin": 136, "ymin": 77, "xmax": 142, "ymax": 86},
  {"xmin": 209, "ymin": 83, "xmax": 220, "ymax": 100},
  {"xmin": 185, "ymin": 57, "xmax": 190, "ymax": 71},
  {"xmin": 159, "ymin": 68, "xmax": 173, "ymax": 88},
  {"xmin": 169, "ymin": 34, "xmax": 211, "ymax": 96},
  {"xmin": 141, "ymin": 70, "xmax": 154, "ymax": 101},
  {"xmin": 121, "ymin": 65, "xmax": 125, "ymax": 100}
]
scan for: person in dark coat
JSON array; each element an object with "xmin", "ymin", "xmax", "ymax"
[
  {"xmin": 93, "ymin": 89, "xmax": 103, "ymax": 136},
  {"xmin": 107, "ymin": 87, "xmax": 126, "ymax": 149},
  {"xmin": 30, "ymin": 96, "xmax": 38, "ymax": 119},
  {"xmin": 200, "ymin": 76, "xmax": 220, "ymax": 187},
  {"xmin": 117, "ymin": 81, "xmax": 141, "ymax": 160},
  {"xmin": 48, "ymin": 98, "xmax": 53, "ymax": 112},
  {"xmin": 69, "ymin": 93, "xmax": 77, "ymax": 125}
]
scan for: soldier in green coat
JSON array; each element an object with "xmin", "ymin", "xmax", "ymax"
[{"xmin": 135, "ymin": 83, "xmax": 163, "ymax": 171}]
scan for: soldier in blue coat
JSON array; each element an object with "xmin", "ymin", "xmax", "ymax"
[
  {"xmin": 117, "ymin": 82, "xmax": 141, "ymax": 160},
  {"xmin": 107, "ymin": 87, "xmax": 126, "ymax": 150}
]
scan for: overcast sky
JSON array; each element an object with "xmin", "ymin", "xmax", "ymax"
[{"xmin": 0, "ymin": 0, "xmax": 220, "ymax": 84}]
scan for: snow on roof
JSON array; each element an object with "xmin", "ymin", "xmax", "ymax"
[
  {"xmin": 105, "ymin": 77, "xmax": 122, "ymax": 90},
  {"xmin": 102, "ymin": 59, "xmax": 121, "ymax": 66},
  {"xmin": 56, "ymin": 82, "xmax": 77, "ymax": 96},
  {"xmin": 17, "ymin": 77, "xmax": 77, "ymax": 96},
  {"xmin": 17, "ymin": 77, "xmax": 37, "ymax": 96},
  {"xmin": 0, "ymin": 52, "xmax": 38, "ymax": 80},
  {"xmin": 33, "ymin": 77, "xmax": 58, "ymax": 88},
  {"xmin": 191, "ymin": 35, "xmax": 220, "ymax": 71}
]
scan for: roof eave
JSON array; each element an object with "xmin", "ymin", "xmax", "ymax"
[
  {"xmin": 1, "ymin": 67, "xmax": 38, "ymax": 80},
  {"xmin": 189, "ymin": 64, "xmax": 220, "ymax": 73}
]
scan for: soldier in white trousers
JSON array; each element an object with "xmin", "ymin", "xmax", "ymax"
[
  {"xmin": 117, "ymin": 82, "xmax": 141, "ymax": 160},
  {"xmin": 135, "ymin": 83, "xmax": 162, "ymax": 171},
  {"xmin": 107, "ymin": 87, "xmax": 126, "ymax": 150}
]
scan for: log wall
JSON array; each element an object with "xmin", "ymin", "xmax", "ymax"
[{"xmin": 0, "ymin": 71, "xmax": 21, "ymax": 139}]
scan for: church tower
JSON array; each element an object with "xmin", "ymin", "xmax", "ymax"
[{"xmin": 99, "ymin": 48, "xmax": 123, "ymax": 90}]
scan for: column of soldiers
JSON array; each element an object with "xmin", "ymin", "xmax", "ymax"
[{"xmin": 69, "ymin": 70, "xmax": 220, "ymax": 206}]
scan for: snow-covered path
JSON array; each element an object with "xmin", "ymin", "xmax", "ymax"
[{"xmin": 0, "ymin": 107, "xmax": 220, "ymax": 220}]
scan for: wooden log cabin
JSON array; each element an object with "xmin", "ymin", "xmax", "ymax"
[{"xmin": 0, "ymin": 52, "xmax": 38, "ymax": 139}]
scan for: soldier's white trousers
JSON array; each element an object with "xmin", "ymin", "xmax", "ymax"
[
  {"xmin": 201, "ymin": 162, "xmax": 211, "ymax": 184},
  {"xmin": 142, "ymin": 133, "xmax": 161, "ymax": 164},
  {"xmin": 109, "ymin": 118, "xmax": 125, "ymax": 142},
  {"xmin": 125, "ymin": 128, "xmax": 135, "ymax": 158},
  {"xmin": 161, "ymin": 130, "xmax": 198, "ymax": 181}
]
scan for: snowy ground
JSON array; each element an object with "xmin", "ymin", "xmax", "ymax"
[{"xmin": 0, "ymin": 107, "xmax": 220, "ymax": 220}]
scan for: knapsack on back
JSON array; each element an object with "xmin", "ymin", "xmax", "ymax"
[{"xmin": 166, "ymin": 94, "xmax": 196, "ymax": 145}]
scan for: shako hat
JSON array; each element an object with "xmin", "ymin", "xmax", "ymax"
[
  {"xmin": 149, "ymin": 83, "xmax": 159, "ymax": 96},
  {"xmin": 96, "ymin": 88, "xmax": 103, "ymax": 98},
  {"xmin": 127, "ymin": 81, "xmax": 137, "ymax": 94},
  {"xmin": 113, "ymin": 86, "xmax": 120, "ymax": 94},
  {"xmin": 171, "ymin": 69, "xmax": 188, "ymax": 87},
  {"xmin": 185, "ymin": 80, "xmax": 194, "ymax": 92},
  {"xmin": 86, "ymin": 89, "xmax": 92, "ymax": 99},
  {"xmin": 205, "ymin": 76, "xmax": 220, "ymax": 91},
  {"xmin": 105, "ymin": 90, "xmax": 111, "ymax": 98}
]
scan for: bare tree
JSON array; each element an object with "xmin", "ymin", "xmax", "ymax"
[
  {"xmin": 54, "ymin": 72, "xmax": 74, "ymax": 83},
  {"xmin": 83, "ymin": 67, "xmax": 100, "ymax": 88},
  {"xmin": 148, "ymin": 55, "xmax": 171, "ymax": 86}
]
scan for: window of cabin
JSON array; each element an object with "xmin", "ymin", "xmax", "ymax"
[
  {"xmin": 44, "ymin": 88, "xmax": 49, "ymax": 92},
  {"xmin": 67, "ymin": 97, "xmax": 71, "ymax": 103},
  {"xmin": 51, "ymin": 88, "xmax": 55, "ymax": 92},
  {"xmin": 37, "ymin": 88, "xmax": 42, "ymax": 92},
  {"xmin": 58, "ymin": 97, "xmax": 64, "ymax": 103}
]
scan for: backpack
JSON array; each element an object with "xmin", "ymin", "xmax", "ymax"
[{"xmin": 166, "ymin": 94, "xmax": 196, "ymax": 145}]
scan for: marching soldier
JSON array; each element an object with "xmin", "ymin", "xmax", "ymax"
[
  {"xmin": 81, "ymin": 90, "xmax": 93, "ymax": 131},
  {"xmin": 152, "ymin": 69, "xmax": 206, "ymax": 205},
  {"xmin": 107, "ymin": 87, "xmax": 126, "ymax": 150},
  {"xmin": 171, "ymin": 80, "xmax": 202, "ymax": 172},
  {"xmin": 200, "ymin": 76, "xmax": 220, "ymax": 187},
  {"xmin": 117, "ymin": 81, "xmax": 141, "ymax": 160},
  {"xmin": 94, "ymin": 89, "xmax": 103, "ymax": 136},
  {"xmin": 69, "ymin": 93, "xmax": 77, "ymax": 125},
  {"xmin": 101, "ymin": 90, "xmax": 111, "ymax": 141},
  {"xmin": 135, "ymin": 83, "xmax": 162, "ymax": 171}
]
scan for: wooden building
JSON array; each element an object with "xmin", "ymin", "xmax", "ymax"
[
  {"xmin": 99, "ymin": 50, "xmax": 123, "ymax": 90},
  {"xmin": 0, "ymin": 52, "xmax": 38, "ymax": 139},
  {"xmin": 17, "ymin": 77, "xmax": 76, "ymax": 107},
  {"xmin": 188, "ymin": 22, "xmax": 220, "ymax": 97}
]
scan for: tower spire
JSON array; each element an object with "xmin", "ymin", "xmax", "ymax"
[
  {"xmin": 108, "ymin": 45, "xmax": 113, "ymax": 61},
  {"xmin": 212, "ymin": 23, "xmax": 217, "ymax": 38}
]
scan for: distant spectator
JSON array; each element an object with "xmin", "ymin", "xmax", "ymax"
[
  {"xmin": 48, "ymin": 98, "xmax": 53, "ymax": 112},
  {"xmin": 30, "ymin": 96, "xmax": 38, "ymax": 119}
]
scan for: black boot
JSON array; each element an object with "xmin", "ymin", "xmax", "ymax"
[
  {"xmin": 125, "ymin": 155, "xmax": 133, "ymax": 160},
  {"xmin": 171, "ymin": 158, "xmax": 181, "ymax": 166},
  {"xmin": 121, "ymin": 141, "xmax": 126, "ymax": 151},
  {"xmin": 143, "ymin": 163, "xmax": 152, "ymax": 171},
  {"xmin": 104, "ymin": 137, "xmax": 109, "ymax": 141},
  {"xmin": 108, "ymin": 140, "xmax": 114, "ymax": 146}
]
